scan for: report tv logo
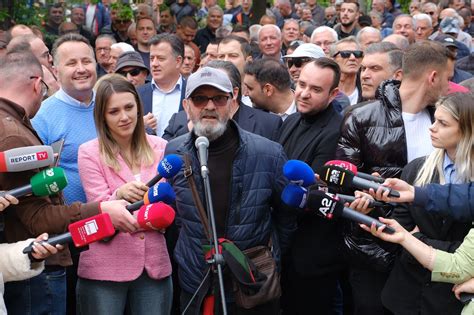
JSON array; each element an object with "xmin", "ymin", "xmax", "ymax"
[{"xmin": 10, "ymin": 151, "xmax": 49, "ymax": 164}]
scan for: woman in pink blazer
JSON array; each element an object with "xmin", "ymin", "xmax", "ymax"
[{"xmin": 76, "ymin": 75, "xmax": 172, "ymax": 314}]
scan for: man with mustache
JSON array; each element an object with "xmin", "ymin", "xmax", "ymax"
[{"xmin": 164, "ymin": 66, "xmax": 296, "ymax": 314}]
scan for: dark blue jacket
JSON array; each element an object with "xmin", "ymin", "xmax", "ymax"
[
  {"xmin": 164, "ymin": 121, "xmax": 297, "ymax": 294},
  {"xmin": 137, "ymin": 79, "xmax": 186, "ymax": 115},
  {"xmin": 414, "ymin": 183, "xmax": 474, "ymax": 222}
]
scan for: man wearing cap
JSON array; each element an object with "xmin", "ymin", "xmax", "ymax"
[
  {"xmin": 284, "ymin": 43, "xmax": 325, "ymax": 82},
  {"xmin": 164, "ymin": 66, "xmax": 296, "ymax": 313},
  {"xmin": 115, "ymin": 51, "xmax": 150, "ymax": 87},
  {"xmin": 434, "ymin": 34, "xmax": 472, "ymax": 83},
  {"xmin": 430, "ymin": 16, "xmax": 473, "ymax": 51},
  {"xmin": 278, "ymin": 57, "xmax": 344, "ymax": 315}
]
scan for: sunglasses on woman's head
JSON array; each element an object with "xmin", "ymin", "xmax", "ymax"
[{"xmin": 334, "ymin": 50, "xmax": 364, "ymax": 58}]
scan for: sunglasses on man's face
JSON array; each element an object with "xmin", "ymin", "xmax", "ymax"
[
  {"xmin": 334, "ymin": 50, "xmax": 364, "ymax": 58},
  {"xmin": 118, "ymin": 68, "xmax": 142, "ymax": 77},
  {"xmin": 190, "ymin": 95, "xmax": 230, "ymax": 107},
  {"xmin": 286, "ymin": 57, "xmax": 313, "ymax": 68}
]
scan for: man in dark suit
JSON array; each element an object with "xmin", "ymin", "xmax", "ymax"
[
  {"xmin": 137, "ymin": 33, "xmax": 187, "ymax": 136},
  {"xmin": 278, "ymin": 58, "xmax": 345, "ymax": 315},
  {"xmin": 163, "ymin": 60, "xmax": 282, "ymax": 141}
]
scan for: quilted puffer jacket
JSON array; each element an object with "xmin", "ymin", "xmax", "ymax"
[
  {"xmin": 164, "ymin": 121, "xmax": 297, "ymax": 295},
  {"xmin": 336, "ymin": 79, "xmax": 434, "ymax": 179}
]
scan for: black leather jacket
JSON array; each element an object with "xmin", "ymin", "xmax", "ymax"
[{"xmin": 336, "ymin": 79, "xmax": 434, "ymax": 179}]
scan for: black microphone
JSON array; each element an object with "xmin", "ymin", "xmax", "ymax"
[
  {"xmin": 325, "ymin": 160, "xmax": 385, "ymax": 184},
  {"xmin": 281, "ymin": 184, "xmax": 395, "ymax": 234},
  {"xmin": 195, "ymin": 136, "xmax": 209, "ymax": 177},
  {"xmin": 319, "ymin": 165, "xmax": 400, "ymax": 198},
  {"xmin": 336, "ymin": 194, "xmax": 387, "ymax": 208}
]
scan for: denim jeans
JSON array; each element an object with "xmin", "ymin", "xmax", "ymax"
[
  {"xmin": 76, "ymin": 272, "xmax": 172, "ymax": 315},
  {"xmin": 4, "ymin": 268, "xmax": 67, "ymax": 315}
]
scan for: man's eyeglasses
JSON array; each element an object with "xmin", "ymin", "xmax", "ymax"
[
  {"xmin": 117, "ymin": 68, "xmax": 143, "ymax": 77},
  {"xmin": 190, "ymin": 95, "xmax": 230, "ymax": 107},
  {"xmin": 424, "ymin": 11, "xmax": 436, "ymax": 15},
  {"xmin": 30, "ymin": 76, "xmax": 49, "ymax": 97},
  {"xmin": 334, "ymin": 50, "xmax": 364, "ymax": 58},
  {"xmin": 286, "ymin": 57, "xmax": 313, "ymax": 68}
]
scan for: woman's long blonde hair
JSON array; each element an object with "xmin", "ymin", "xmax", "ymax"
[
  {"xmin": 414, "ymin": 92, "xmax": 474, "ymax": 186},
  {"xmin": 94, "ymin": 74, "xmax": 154, "ymax": 172}
]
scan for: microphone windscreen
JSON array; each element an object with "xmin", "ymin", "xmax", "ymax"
[
  {"xmin": 137, "ymin": 202, "xmax": 176, "ymax": 230},
  {"xmin": 318, "ymin": 165, "xmax": 354, "ymax": 189},
  {"xmin": 283, "ymin": 160, "xmax": 315, "ymax": 186},
  {"xmin": 30, "ymin": 167, "xmax": 68, "ymax": 196},
  {"xmin": 68, "ymin": 213, "xmax": 116, "ymax": 247},
  {"xmin": 157, "ymin": 154, "xmax": 183, "ymax": 179},
  {"xmin": 325, "ymin": 160, "xmax": 358, "ymax": 174},
  {"xmin": 145, "ymin": 182, "xmax": 176, "ymax": 204},
  {"xmin": 281, "ymin": 184, "xmax": 308, "ymax": 208}
]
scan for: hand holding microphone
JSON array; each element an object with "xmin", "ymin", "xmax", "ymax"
[
  {"xmin": 281, "ymin": 184, "xmax": 395, "ymax": 234},
  {"xmin": 0, "ymin": 167, "xmax": 68, "ymax": 199},
  {"xmin": 100, "ymin": 200, "xmax": 140, "ymax": 233},
  {"xmin": 0, "ymin": 194, "xmax": 19, "ymax": 211},
  {"xmin": 28, "ymin": 233, "xmax": 65, "ymax": 260},
  {"xmin": 116, "ymin": 181, "xmax": 149, "ymax": 203},
  {"xmin": 318, "ymin": 165, "xmax": 400, "ymax": 198}
]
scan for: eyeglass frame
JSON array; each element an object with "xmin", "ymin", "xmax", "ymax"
[
  {"xmin": 30, "ymin": 76, "xmax": 49, "ymax": 97},
  {"xmin": 286, "ymin": 57, "xmax": 313, "ymax": 68},
  {"xmin": 333, "ymin": 50, "xmax": 364, "ymax": 58},
  {"xmin": 189, "ymin": 95, "xmax": 231, "ymax": 107},
  {"xmin": 117, "ymin": 68, "xmax": 144, "ymax": 77}
]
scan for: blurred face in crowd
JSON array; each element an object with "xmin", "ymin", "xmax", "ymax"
[
  {"xmin": 71, "ymin": 7, "xmax": 85, "ymax": 25},
  {"xmin": 242, "ymin": 0, "xmax": 252, "ymax": 11},
  {"xmin": 243, "ymin": 74, "xmax": 268, "ymax": 110},
  {"xmin": 49, "ymin": 7, "xmax": 64, "ymax": 26},
  {"xmin": 258, "ymin": 26, "xmax": 282, "ymax": 58},
  {"xmin": 184, "ymin": 85, "xmax": 232, "ymax": 141},
  {"xmin": 372, "ymin": 0, "xmax": 385, "ymax": 13},
  {"xmin": 150, "ymin": 41, "xmax": 182, "ymax": 85},
  {"xmin": 325, "ymin": 7, "xmax": 336, "ymax": 21},
  {"xmin": 409, "ymin": 1, "xmax": 420, "ymax": 15},
  {"xmin": 340, "ymin": 3, "xmax": 359, "ymax": 27},
  {"xmin": 108, "ymin": 47, "xmax": 123, "ymax": 73},
  {"xmin": 112, "ymin": 12, "xmax": 132, "ymax": 34},
  {"xmin": 286, "ymin": 56, "xmax": 313, "ymax": 81},
  {"xmin": 95, "ymin": 37, "xmax": 114, "ymax": 67},
  {"xmin": 311, "ymin": 30, "xmax": 336, "ymax": 56},
  {"xmin": 295, "ymin": 62, "xmax": 338, "ymax": 116},
  {"xmin": 105, "ymin": 92, "xmax": 139, "ymax": 141},
  {"xmin": 282, "ymin": 20, "xmax": 299, "ymax": 46},
  {"xmin": 206, "ymin": 43, "xmax": 219, "ymax": 61},
  {"xmin": 333, "ymin": 42, "xmax": 363, "ymax": 75},
  {"xmin": 55, "ymin": 41, "xmax": 97, "ymax": 101},
  {"xmin": 117, "ymin": 66, "xmax": 148, "ymax": 86},
  {"xmin": 393, "ymin": 16, "xmax": 416, "ymax": 43},
  {"xmin": 160, "ymin": 10, "xmax": 174, "ymax": 26},
  {"xmin": 137, "ymin": 18, "xmax": 156, "ymax": 46},
  {"xmin": 358, "ymin": 31, "xmax": 382, "ymax": 51},
  {"xmin": 415, "ymin": 19, "xmax": 433, "ymax": 41},
  {"xmin": 360, "ymin": 52, "xmax": 393, "ymax": 100},
  {"xmin": 176, "ymin": 25, "xmax": 197, "ymax": 44},
  {"xmin": 422, "ymin": 3, "xmax": 439, "ymax": 26},
  {"xmin": 207, "ymin": 9, "xmax": 223, "ymax": 31},
  {"xmin": 30, "ymin": 37, "xmax": 53, "ymax": 69},
  {"xmin": 302, "ymin": 8, "xmax": 313, "ymax": 21},
  {"xmin": 181, "ymin": 45, "xmax": 196, "ymax": 77},
  {"xmin": 218, "ymin": 40, "xmax": 248, "ymax": 75}
]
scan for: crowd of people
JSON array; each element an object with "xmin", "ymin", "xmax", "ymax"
[{"xmin": 0, "ymin": 0, "xmax": 473, "ymax": 314}]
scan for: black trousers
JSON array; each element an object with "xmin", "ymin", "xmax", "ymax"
[
  {"xmin": 281, "ymin": 262, "xmax": 341, "ymax": 315},
  {"xmin": 349, "ymin": 267, "xmax": 393, "ymax": 315}
]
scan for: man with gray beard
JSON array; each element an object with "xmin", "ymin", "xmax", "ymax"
[{"xmin": 164, "ymin": 67, "xmax": 296, "ymax": 313}]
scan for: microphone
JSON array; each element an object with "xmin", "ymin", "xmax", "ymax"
[
  {"xmin": 146, "ymin": 154, "xmax": 183, "ymax": 187},
  {"xmin": 336, "ymin": 194, "xmax": 387, "ymax": 208},
  {"xmin": 318, "ymin": 165, "xmax": 400, "ymax": 198},
  {"xmin": 283, "ymin": 160, "xmax": 316, "ymax": 186},
  {"xmin": 126, "ymin": 182, "xmax": 176, "ymax": 211},
  {"xmin": 23, "ymin": 213, "xmax": 116, "ymax": 254},
  {"xmin": 325, "ymin": 160, "xmax": 385, "ymax": 183},
  {"xmin": 1, "ymin": 167, "xmax": 68, "ymax": 198},
  {"xmin": 136, "ymin": 202, "xmax": 176, "ymax": 230},
  {"xmin": 281, "ymin": 184, "xmax": 395, "ymax": 234},
  {"xmin": 0, "ymin": 145, "xmax": 54, "ymax": 172},
  {"xmin": 195, "ymin": 136, "xmax": 209, "ymax": 177}
]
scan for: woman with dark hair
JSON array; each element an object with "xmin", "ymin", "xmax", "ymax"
[{"xmin": 76, "ymin": 74, "xmax": 172, "ymax": 314}]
